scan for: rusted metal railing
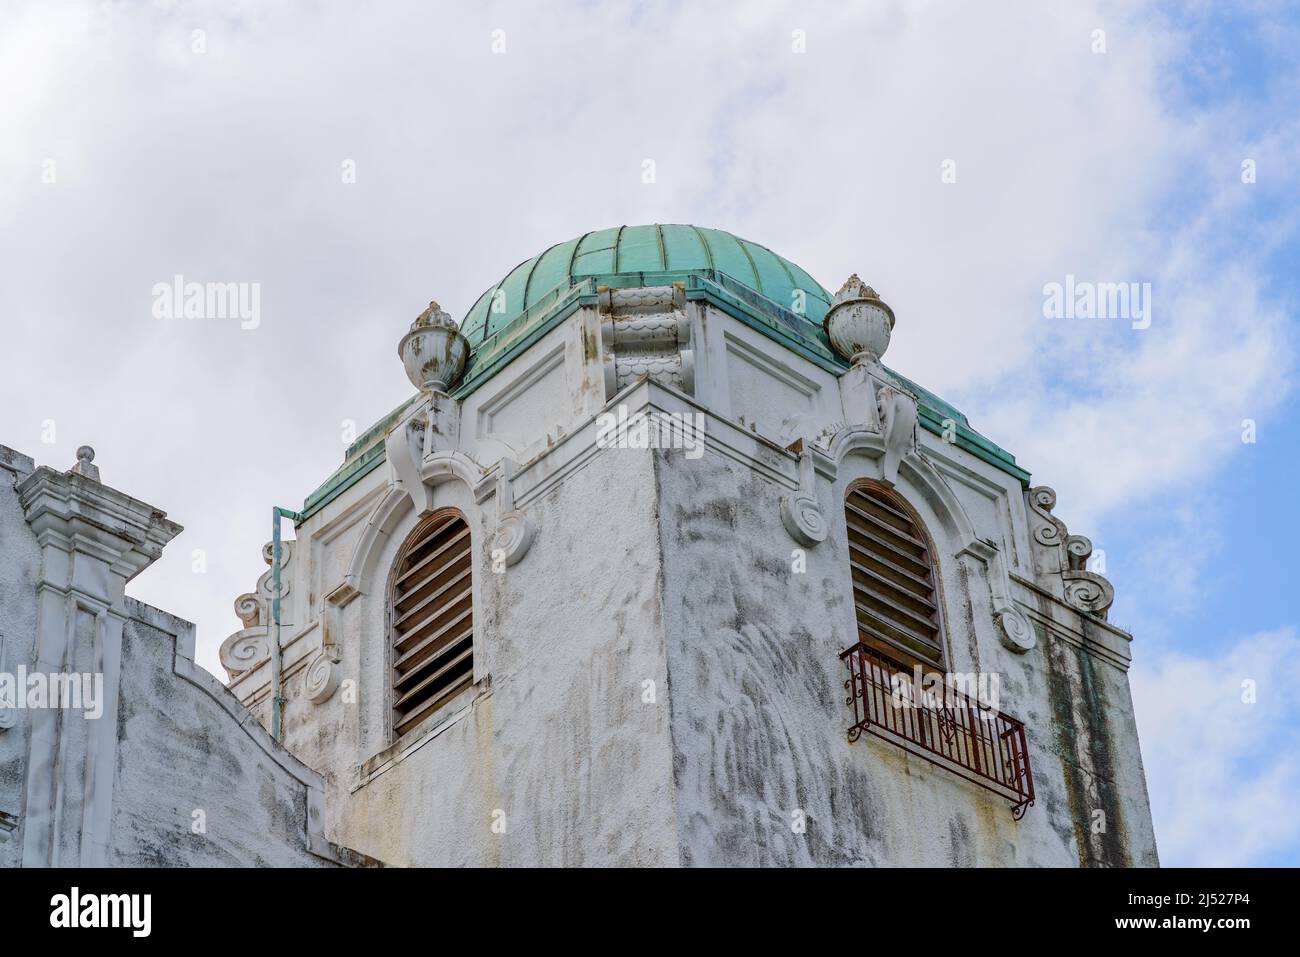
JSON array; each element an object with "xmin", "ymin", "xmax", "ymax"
[{"xmin": 840, "ymin": 642, "xmax": 1035, "ymax": 819}]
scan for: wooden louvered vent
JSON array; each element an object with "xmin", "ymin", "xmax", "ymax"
[
  {"xmin": 845, "ymin": 484, "xmax": 946, "ymax": 670},
  {"xmin": 390, "ymin": 510, "xmax": 474, "ymax": 737}
]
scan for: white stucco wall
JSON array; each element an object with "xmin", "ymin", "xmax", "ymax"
[
  {"xmin": 270, "ymin": 444, "xmax": 678, "ymax": 866},
  {"xmin": 655, "ymin": 443, "xmax": 1156, "ymax": 866},
  {"xmin": 0, "ymin": 447, "xmax": 41, "ymax": 866}
]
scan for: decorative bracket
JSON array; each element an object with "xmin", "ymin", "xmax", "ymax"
[
  {"xmin": 876, "ymin": 384, "xmax": 918, "ymax": 486},
  {"xmin": 598, "ymin": 284, "xmax": 694, "ymax": 396},
  {"xmin": 489, "ymin": 458, "xmax": 535, "ymax": 566},
  {"xmin": 780, "ymin": 439, "xmax": 828, "ymax": 548},
  {"xmin": 960, "ymin": 539, "xmax": 1036, "ymax": 654},
  {"xmin": 385, "ymin": 403, "xmax": 433, "ymax": 516},
  {"xmin": 831, "ymin": 361, "xmax": 917, "ymax": 487},
  {"xmin": 303, "ymin": 588, "xmax": 348, "ymax": 705}
]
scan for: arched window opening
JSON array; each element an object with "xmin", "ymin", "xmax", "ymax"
[
  {"xmin": 389, "ymin": 509, "xmax": 474, "ymax": 737},
  {"xmin": 844, "ymin": 483, "xmax": 946, "ymax": 671}
]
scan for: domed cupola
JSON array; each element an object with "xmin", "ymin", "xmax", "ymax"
[{"xmin": 456, "ymin": 225, "xmax": 835, "ymax": 391}]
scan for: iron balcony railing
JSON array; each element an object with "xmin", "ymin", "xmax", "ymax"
[{"xmin": 840, "ymin": 641, "xmax": 1035, "ymax": 819}]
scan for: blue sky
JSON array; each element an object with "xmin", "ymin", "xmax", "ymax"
[
  {"xmin": 1103, "ymin": 8, "xmax": 1299, "ymax": 867},
  {"xmin": 1113, "ymin": 4, "xmax": 1299, "ymax": 640},
  {"xmin": 1, "ymin": 0, "xmax": 1296, "ymax": 865},
  {"xmin": 962, "ymin": 4, "xmax": 1300, "ymax": 866}
]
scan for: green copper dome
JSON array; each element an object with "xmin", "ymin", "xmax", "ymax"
[{"xmin": 460, "ymin": 224, "xmax": 833, "ymax": 347}]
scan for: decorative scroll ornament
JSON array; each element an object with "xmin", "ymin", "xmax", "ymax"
[
  {"xmin": 780, "ymin": 439, "xmax": 827, "ymax": 548},
  {"xmin": 995, "ymin": 607, "xmax": 1037, "ymax": 653},
  {"xmin": 303, "ymin": 650, "xmax": 341, "ymax": 704},
  {"xmin": 1027, "ymin": 486, "xmax": 1115, "ymax": 620},
  {"xmin": 219, "ymin": 628, "xmax": 270, "ymax": 676},
  {"xmin": 1063, "ymin": 534, "xmax": 1115, "ymax": 617},
  {"xmin": 304, "ymin": 598, "xmax": 345, "ymax": 705},
  {"xmin": 258, "ymin": 541, "xmax": 292, "ymax": 603},
  {"xmin": 233, "ymin": 592, "xmax": 260, "ymax": 629},
  {"xmin": 220, "ymin": 541, "xmax": 294, "ymax": 677},
  {"xmin": 489, "ymin": 458, "xmax": 534, "ymax": 566},
  {"xmin": 1029, "ymin": 487, "xmax": 1066, "ymax": 547}
]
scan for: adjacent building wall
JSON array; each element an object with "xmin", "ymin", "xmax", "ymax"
[
  {"xmin": 111, "ymin": 600, "xmax": 371, "ymax": 867},
  {"xmin": 0, "ymin": 444, "xmax": 373, "ymax": 868},
  {"xmin": 0, "ymin": 447, "xmax": 41, "ymax": 865}
]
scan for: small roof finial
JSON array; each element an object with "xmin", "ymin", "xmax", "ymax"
[{"xmin": 71, "ymin": 445, "xmax": 100, "ymax": 482}]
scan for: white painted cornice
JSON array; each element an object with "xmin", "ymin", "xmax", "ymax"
[{"xmin": 17, "ymin": 467, "xmax": 182, "ymax": 585}]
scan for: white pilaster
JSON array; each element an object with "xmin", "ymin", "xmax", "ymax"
[{"xmin": 17, "ymin": 464, "xmax": 181, "ymax": 866}]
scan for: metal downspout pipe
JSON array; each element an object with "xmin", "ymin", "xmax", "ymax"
[{"xmin": 270, "ymin": 505, "xmax": 302, "ymax": 742}]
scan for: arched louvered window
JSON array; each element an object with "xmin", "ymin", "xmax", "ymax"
[
  {"xmin": 389, "ymin": 509, "xmax": 474, "ymax": 738},
  {"xmin": 844, "ymin": 482, "xmax": 946, "ymax": 671}
]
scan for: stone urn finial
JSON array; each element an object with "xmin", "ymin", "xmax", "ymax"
[
  {"xmin": 399, "ymin": 300, "xmax": 470, "ymax": 394},
  {"xmin": 824, "ymin": 275, "xmax": 896, "ymax": 367}
]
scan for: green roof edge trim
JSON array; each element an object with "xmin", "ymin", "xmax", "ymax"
[
  {"xmin": 297, "ymin": 269, "xmax": 1029, "ymax": 522},
  {"xmin": 298, "ymin": 439, "xmax": 387, "ymax": 524},
  {"xmin": 915, "ymin": 404, "xmax": 1031, "ymax": 486},
  {"xmin": 687, "ymin": 272, "xmax": 840, "ymax": 371},
  {"xmin": 884, "ymin": 370, "xmax": 1030, "ymax": 486}
]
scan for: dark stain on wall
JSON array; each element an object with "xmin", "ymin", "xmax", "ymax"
[
  {"xmin": 948, "ymin": 814, "xmax": 974, "ymax": 867},
  {"xmin": 1044, "ymin": 632, "xmax": 1131, "ymax": 867}
]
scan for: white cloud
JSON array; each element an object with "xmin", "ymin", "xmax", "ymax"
[{"xmin": 1131, "ymin": 627, "xmax": 1300, "ymax": 866}]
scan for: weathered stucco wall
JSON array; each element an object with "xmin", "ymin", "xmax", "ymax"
[
  {"xmin": 1039, "ymin": 616, "xmax": 1159, "ymax": 867},
  {"xmin": 655, "ymin": 443, "xmax": 1157, "ymax": 866},
  {"xmin": 110, "ymin": 601, "xmax": 351, "ymax": 867},
  {"xmin": 276, "ymin": 444, "xmax": 678, "ymax": 866},
  {"xmin": 0, "ymin": 447, "xmax": 40, "ymax": 865}
]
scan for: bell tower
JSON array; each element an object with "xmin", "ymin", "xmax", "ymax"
[{"xmin": 217, "ymin": 225, "xmax": 1156, "ymax": 867}]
